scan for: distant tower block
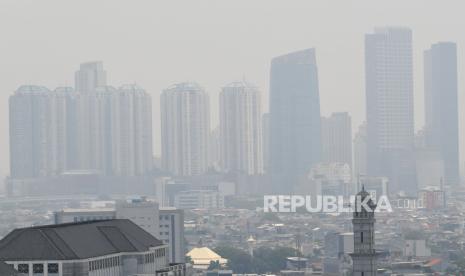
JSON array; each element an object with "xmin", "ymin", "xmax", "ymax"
[{"xmin": 350, "ymin": 186, "xmax": 378, "ymax": 276}]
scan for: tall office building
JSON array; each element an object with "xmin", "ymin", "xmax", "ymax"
[
  {"xmin": 74, "ymin": 61, "xmax": 107, "ymax": 92},
  {"xmin": 56, "ymin": 87, "xmax": 80, "ymax": 171},
  {"xmin": 353, "ymin": 122, "xmax": 368, "ymax": 179},
  {"xmin": 269, "ymin": 48, "xmax": 322, "ymax": 191},
  {"xmin": 9, "ymin": 86, "xmax": 67, "ymax": 178},
  {"xmin": 73, "ymin": 61, "xmax": 153, "ymax": 176},
  {"xmin": 365, "ymin": 27, "xmax": 416, "ymax": 195},
  {"xmin": 219, "ymin": 80, "xmax": 263, "ymax": 175},
  {"xmin": 72, "ymin": 61, "xmax": 109, "ymax": 173},
  {"xmin": 262, "ymin": 113, "xmax": 270, "ymax": 173},
  {"xmin": 111, "ymin": 84, "xmax": 153, "ymax": 176},
  {"xmin": 321, "ymin": 112, "xmax": 352, "ymax": 167},
  {"xmin": 74, "ymin": 86, "xmax": 115, "ymax": 173},
  {"xmin": 161, "ymin": 82, "xmax": 210, "ymax": 176},
  {"xmin": 424, "ymin": 42, "xmax": 460, "ymax": 186}
]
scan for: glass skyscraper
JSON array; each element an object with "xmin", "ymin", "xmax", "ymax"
[
  {"xmin": 424, "ymin": 42, "xmax": 460, "ymax": 186},
  {"xmin": 365, "ymin": 27, "xmax": 417, "ymax": 195},
  {"xmin": 269, "ymin": 48, "xmax": 322, "ymax": 192}
]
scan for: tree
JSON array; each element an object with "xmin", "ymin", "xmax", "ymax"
[
  {"xmin": 214, "ymin": 245, "xmax": 299, "ymax": 274},
  {"xmin": 215, "ymin": 246, "xmax": 254, "ymax": 273},
  {"xmin": 253, "ymin": 246, "xmax": 298, "ymax": 273},
  {"xmin": 446, "ymin": 257, "xmax": 465, "ymax": 274},
  {"xmin": 208, "ymin": 260, "xmax": 221, "ymax": 270}
]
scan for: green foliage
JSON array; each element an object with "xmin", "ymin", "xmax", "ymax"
[
  {"xmin": 259, "ymin": 212, "xmax": 281, "ymax": 223},
  {"xmin": 446, "ymin": 255, "xmax": 465, "ymax": 274},
  {"xmin": 215, "ymin": 245, "xmax": 254, "ymax": 273},
  {"xmin": 208, "ymin": 260, "xmax": 221, "ymax": 270},
  {"xmin": 214, "ymin": 245, "xmax": 298, "ymax": 273},
  {"xmin": 253, "ymin": 246, "xmax": 298, "ymax": 272},
  {"xmin": 185, "ymin": 255, "xmax": 193, "ymax": 264}
]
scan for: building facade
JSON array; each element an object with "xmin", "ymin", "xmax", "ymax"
[
  {"xmin": 321, "ymin": 112, "xmax": 352, "ymax": 168},
  {"xmin": 423, "ymin": 42, "xmax": 460, "ymax": 186},
  {"xmin": 159, "ymin": 208, "xmax": 186, "ymax": 264},
  {"xmin": 219, "ymin": 81, "xmax": 263, "ymax": 175},
  {"xmin": 54, "ymin": 201, "xmax": 185, "ymax": 264},
  {"xmin": 9, "ymin": 62, "xmax": 153, "ymax": 181},
  {"xmin": 353, "ymin": 122, "xmax": 367, "ymax": 179},
  {"xmin": 74, "ymin": 84, "xmax": 153, "ymax": 176},
  {"xmin": 116, "ymin": 199, "xmax": 160, "ymax": 239},
  {"xmin": 269, "ymin": 48, "xmax": 322, "ymax": 192},
  {"xmin": 174, "ymin": 190, "xmax": 224, "ymax": 209},
  {"xmin": 111, "ymin": 84, "xmax": 153, "ymax": 176},
  {"xmin": 161, "ymin": 82, "xmax": 210, "ymax": 176},
  {"xmin": 9, "ymin": 86, "xmax": 67, "ymax": 178},
  {"xmin": 262, "ymin": 113, "xmax": 270, "ymax": 173},
  {"xmin": 306, "ymin": 162, "xmax": 352, "ymax": 197},
  {"xmin": 0, "ymin": 220, "xmax": 177, "ymax": 276},
  {"xmin": 365, "ymin": 27, "xmax": 416, "ymax": 195},
  {"xmin": 74, "ymin": 61, "xmax": 107, "ymax": 93}
]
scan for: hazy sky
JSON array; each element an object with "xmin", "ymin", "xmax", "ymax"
[{"xmin": 1, "ymin": 0, "xmax": 465, "ymax": 179}]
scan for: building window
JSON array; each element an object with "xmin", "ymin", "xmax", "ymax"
[
  {"xmin": 18, "ymin": 264, "xmax": 29, "ymax": 273},
  {"xmin": 33, "ymin": 263, "xmax": 44, "ymax": 273},
  {"xmin": 361, "ymin": 232, "xmax": 364, "ymax": 243},
  {"xmin": 48, "ymin": 263, "xmax": 59, "ymax": 273}
]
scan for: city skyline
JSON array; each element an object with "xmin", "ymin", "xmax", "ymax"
[
  {"xmin": 4, "ymin": 2, "xmax": 465, "ymax": 275},
  {"xmin": 3, "ymin": 1, "xmax": 465, "ymax": 181},
  {"xmin": 9, "ymin": 64, "xmax": 153, "ymax": 179}
]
